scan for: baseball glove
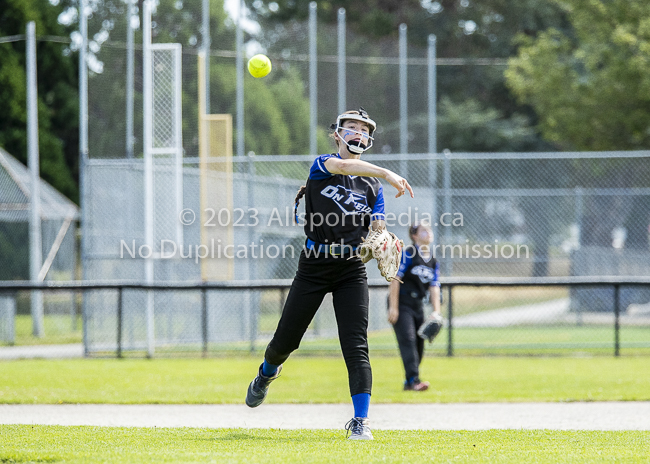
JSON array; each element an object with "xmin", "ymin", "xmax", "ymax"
[
  {"xmin": 356, "ymin": 227, "xmax": 404, "ymax": 282},
  {"xmin": 417, "ymin": 313, "xmax": 444, "ymax": 343}
]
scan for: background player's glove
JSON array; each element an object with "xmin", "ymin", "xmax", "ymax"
[
  {"xmin": 417, "ymin": 313, "xmax": 444, "ymax": 343},
  {"xmin": 357, "ymin": 227, "xmax": 404, "ymax": 282}
]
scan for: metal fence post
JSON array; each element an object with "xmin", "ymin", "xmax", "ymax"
[
  {"xmin": 250, "ymin": 294, "xmax": 257, "ymax": 353},
  {"xmin": 309, "ymin": 2, "xmax": 318, "ymax": 157},
  {"xmin": 142, "ymin": 0, "xmax": 155, "ymax": 359},
  {"xmin": 71, "ymin": 291, "xmax": 78, "ymax": 331},
  {"xmin": 447, "ymin": 284, "xmax": 453, "ymax": 357},
  {"xmin": 79, "ymin": 0, "xmax": 89, "ymax": 352},
  {"xmin": 117, "ymin": 287, "xmax": 123, "ymax": 358},
  {"xmin": 443, "ymin": 149, "xmax": 452, "ymax": 275},
  {"xmin": 428, "ymin": 34, "xmax": 437, "ymax": 248},
  {"xmin": 201, "ymin": 287, "xmax": 208, "ymax": 357},
  {"xmin": 202, "ymin": 0, "xmax": 210, "ymax": 115},
  {"xmin": 247, "ymin": 155, "xmax": 258, "ymax": 353},
  {"xmin": 126, "ymin": 0, "xmax": 135, "ymax": 159},
  {"xmin": 399, "ymin": 23, "xmax": 408, "ymax": 160},
  {"xmin": 27, "ymin": 22, "xmax": 44, "ymax": 338},
  {"xmin": 428, "ymin": 34, "xmax": 437, "ymax": 156},
  {"xmin": 337, "ymin": 8, "xmax": 346, "ymax": 115},
  {"xmin": 236, "ymin": 0, "xmax": 244, "ymax": 158},
  {"xmin": 82, "ymin": 289, "xmax": 88, "ymax": 357},
  {"xmin": 614, "ymin": 284, "xmax": 620, "ymax": 357}
]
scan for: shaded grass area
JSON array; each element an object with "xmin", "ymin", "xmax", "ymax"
[
  {"xmin": 373, "ymin": 326, "xmax": 648, "ymax": 354},
  {"xmin": 8, "ymin": 315, "xmax": 82, "ymax": 346},
  {"xmin": 257, "ymin": 287, "xmax": 570, "ymax": 331},
  {"xmin": 139, "ymin": 325, "xmax": 649, "ymax": 356},
  {"xmin": 449, "ymin": 287, "xmax": 568, "ymax": 316},
  {"xmin": 1, "ymin": 357, "xmax": 649, "ymax": 404},
  {"xmin": 0, "ymin": 426, "xmax": 648, "ymax": 464}
]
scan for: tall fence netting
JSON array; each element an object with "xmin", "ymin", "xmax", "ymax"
[{"xmin": 3, "ymin": 2, "xmax": 649, "ymax": 354}]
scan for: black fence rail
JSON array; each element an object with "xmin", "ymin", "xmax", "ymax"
[{"xmin": 1, "ymin": 277, "xmax": 650, "ymax": 357}]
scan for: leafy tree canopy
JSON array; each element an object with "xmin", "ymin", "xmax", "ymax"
[
  {"xmin": 505, "ymin": 0, "xmax": 650, "ymax": 151},
  {"xmin": 0, "ymin": 0, "xmax": 78, "ymax": 201},
  {"xmin": 84, "ymin": 0, "xmax": 328, "ymax": 158},
  {"xmin": 244, "ymin": 0, "xmax": 569, "ymax": 153}
]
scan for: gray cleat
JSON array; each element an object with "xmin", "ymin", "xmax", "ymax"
[
  {"xmin": 245, "ymin": 364, "xmax": 282, "ymax": 408},
  {"xmin": 345, "ymin": 417, "xmax": 374, "ymax": 440}
]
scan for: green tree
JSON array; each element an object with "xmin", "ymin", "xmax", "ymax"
[
  {"xmin": 505, "ymin": 0, "xmax": 650, "ymax": 250},
  {"xmin": 243, "ymin": 1, "xmax": 574, "ymax": 276},
  {"xmin": 0, "ymin": 0, "xmax": 78, "ymax": 281},
  {"xmin": 0, "ymin": 0, "xmax": 78, "ymax": 201},
  {"xmin": 505, "ymin": 0, "xmax": 650, "ymax": 151},
  {"xmin": 245, "ymin": 0, "xmax": 569, "ymax": 153},
  {"xmin": 84, "ymin": 0, "xmax": 327, "ymax": 159}
]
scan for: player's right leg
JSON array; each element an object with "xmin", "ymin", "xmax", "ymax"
[{"xmin": 245, "ymin": 363, "xmax": 283, "ymax": 408}]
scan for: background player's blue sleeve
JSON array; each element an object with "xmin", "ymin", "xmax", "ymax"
[
  {"xmin": 371, "ymin": 183, "xmax": 385, "ymax": 221},
  {"xmin": 396, "ymin": 246, "xmax": 414, "ymax": 279},
  {"xmin": 309, "ymin": 154, "xmax": 336, "ymax": 180},
  {"xmin": 430, "ymin": 261, "xmax": 441, "ymax": 287}
]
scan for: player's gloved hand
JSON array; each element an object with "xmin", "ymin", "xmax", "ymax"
[
  {"xmin": 417, "ymin": 312, "xmax": 444, "ymax": 343},
  {"xmin": 357, "ymin": 227, "xmax": 404, "ymax": 282}
]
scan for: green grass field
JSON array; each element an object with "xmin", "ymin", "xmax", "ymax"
[
  {"xmin": 1, "ymin": 426, "xmax": 648, "ymax": 463},
  {"xmin": 2, "ymin": 357, "xmax": 649, "ymax": 463},
  {"xmin": 3, "ymin": 288, "xmax": 648, "ymax": 463},
  {"xmin": 1, "ymin": 357, "xmax": 649, "ymax": 404},
  {"xmin": 0, "ymin": 425, "xmax": 650, "ymax": 464}
]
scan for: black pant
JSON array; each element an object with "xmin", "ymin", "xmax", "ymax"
[
  {"xmin": 265, "ymin": 250, "xmax": 371, "ymax": 396},
  {"xmin": 392, "ymin": 299, "xmax": 425, "ymax": 382}
]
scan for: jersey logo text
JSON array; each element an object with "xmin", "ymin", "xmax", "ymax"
[
  {"xmin": 320, "ymin": 185, "xmax": 372, "ymax": 215},
  {"xmin": 411, "ymin": 265, "xmax": 435, "ymax": 284}
]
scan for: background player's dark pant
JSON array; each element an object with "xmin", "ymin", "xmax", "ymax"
[
  {"xmin": 265, "ymin": 250, "xmax": 371, "ymax": 396},
  {"xmin": 392, "ymin": 300, "xmax": 425, "ymax": 382}
]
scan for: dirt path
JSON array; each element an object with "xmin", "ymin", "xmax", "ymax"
[{"xmin": 1, "ymin": 403, "xmax": 648, "ymax": 430}]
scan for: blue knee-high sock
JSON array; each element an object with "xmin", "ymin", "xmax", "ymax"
[
  {"xmin": 262, "ymin": 359, "xmax": 280, "ymax": 377},
  {"xmin": 351, "ymin": 393, "xmax": 370, "ymax": 419}
]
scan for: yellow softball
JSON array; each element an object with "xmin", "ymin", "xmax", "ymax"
[{"xmin": 247, "ymin": 54, "xmax": 272, "ymax": 78}]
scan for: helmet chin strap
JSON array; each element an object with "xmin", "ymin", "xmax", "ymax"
[
  {"xmin": 341, "ymin": 138, "xmax": 366, "ymax": 154},
  {"xmin": 337, "ymin": 127, "xmax": 373, "ymax": 154}
]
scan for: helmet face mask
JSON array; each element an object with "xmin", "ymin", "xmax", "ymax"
[{"xmin": 331, "ymin": 107, "xmax": 376, "ymax": 154}]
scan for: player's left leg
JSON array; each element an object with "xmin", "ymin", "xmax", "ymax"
[
  {"xmin": 414, "ymin": 308, "xmax": 428, "ymax": 389},
  {"xmin": 246, "ymin": 255, "xmax": 330, "ymax": 408},
  {"xmin": 394, "ymin": 304, "xmax": 429, "ymax": 392},
  {"xmin": 332, "ymin": 261, "xmax": 373, "ymax": 440}
]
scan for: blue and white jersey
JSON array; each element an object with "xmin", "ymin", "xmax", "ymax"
[
  {"xmin": 396, "ymin": 244, "xmax": 440, "ymax": 301},
  {"xmin": 303, "ymin": 153, "xmax": 385, "ymax": 247}
]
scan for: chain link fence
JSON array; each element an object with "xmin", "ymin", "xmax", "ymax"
[
  {"xmin": 77, "ymin": 153, "xmax": 650, "ymax": 356},
  {"xmin": 2, "ymin": 280, "xmax": 649, "ymax": 356},
  {"xmin": 2, "ymin": 1, "xmax": 650, "ymax": 356},
  {"xmin": 0, "ymin": 148, "xmax": 79, "ymax": 347}
]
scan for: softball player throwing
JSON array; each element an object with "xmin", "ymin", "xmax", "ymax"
[
  {"xmin": 388, "ymin": 222, "xmax": 441, "ymax": 391},
  {"xmin": 245, "ymin": 108, "xmax": 413, "ymax": 440}
]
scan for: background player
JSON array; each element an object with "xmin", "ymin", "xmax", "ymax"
[
  {"xmin": 245, "ymin": 108, "xmax": 413, "ymax": 440},
  {"xmin": 388, "ymin": 222, "xmax": 441, "ymax": 391}
]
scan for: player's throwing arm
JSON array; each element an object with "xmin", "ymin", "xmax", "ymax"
[{"xmin": 324, "ymin": 158, "xmax": 414, "ymax": 199}]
